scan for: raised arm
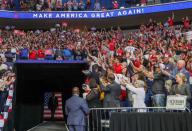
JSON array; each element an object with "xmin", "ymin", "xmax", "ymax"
[
  {"xmin": 99, "ymin": 78, "xmax": 110, "ymax": 92},
  {"xmin": 172, "ymin": 12, "xmax": 174, "ymax": 19},
  {"xmin": 125, "ymin": 83, "xmax": 141, "ymax": 94}
]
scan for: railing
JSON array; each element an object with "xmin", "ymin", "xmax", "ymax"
[{"xmin": 87, "ymin": 107, "xmax": 191, "ymax": 131}]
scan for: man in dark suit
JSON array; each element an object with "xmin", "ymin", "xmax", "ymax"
[
  {"xmin": 65, "ymin": 87, "xmax": 89, "ymax": 131},
  {"xmin": 100, "ymin": 73, "xmax": 121, "ymax": 107},
  {"xmin": 48, "ymin": 93, "xmax": 58, "ymax": 120}
]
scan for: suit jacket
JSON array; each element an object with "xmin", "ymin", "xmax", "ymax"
[
  {"xmin": 48, "ymin": 96, "xmax": 58, "ymax": 111},
  {"xmin": 86, "ymin": 88, "xmax": 102, "ymax": 108},
  {"xmin": 100, "ymin": 81, "xmax": 121, "ymax": 107},
  {"xmin": 172, "ymin": 67, "xmax": 190, "ymax": 83},
  {"xmin": 65, "ymin": 95, "xmax": 89, "ymax": 126}
]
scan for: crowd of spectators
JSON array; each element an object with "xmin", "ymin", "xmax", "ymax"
[
  {"xmin": 0, "ymin": 14, "xmax": 191, "ymax": 112},
  {"xmin": 0, "ymin": 0, "xmax": 187, "ymax": 11},
  {"xmin": 80, "ymin": 16, "xmax": 192, "ymax": 110},
  {"xmin": 0, "ymin": 0, "xmax": 125, "ymax": 11}
]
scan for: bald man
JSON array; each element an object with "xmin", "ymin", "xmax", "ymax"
[
  {"xmin": 172, "ymin": 60, "xmax": 190, "ymax": 83},
  {"xmin": 65, "ymin": 87, "xmax": 89, "ymax": 131}
]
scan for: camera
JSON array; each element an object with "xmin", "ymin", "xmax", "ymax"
[{"xmin": 82, "ymin": 84, "xmax": 88, "ymax": 90}]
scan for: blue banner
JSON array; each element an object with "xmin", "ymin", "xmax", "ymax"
[{"xmin": 0, "ymin": 1, "xmax": 192, "ymax": 19}]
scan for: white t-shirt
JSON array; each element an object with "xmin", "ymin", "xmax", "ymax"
[
  {"xmin": 125, "ymin": 46, "xmax": 136, "ymax": 53},
  {"xmin": 114, "ymin": 73, "xmax": 130, "ymax": 90},
  {"xmin": 36, "ymin": 4, "xmax": 42, "ymax": 11}
]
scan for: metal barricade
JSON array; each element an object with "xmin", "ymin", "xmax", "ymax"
[{"xmin": 87, "ymin": 107, "xmax": 191, "ymax": 131}]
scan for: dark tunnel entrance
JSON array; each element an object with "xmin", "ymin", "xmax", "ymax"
[{"xmin": 14, "ymin": 62, "xmax": 87, "ymax": 131}]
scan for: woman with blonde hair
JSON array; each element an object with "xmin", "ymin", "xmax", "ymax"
[
  {"xmin": 121, "ymin": 73, "xmax": 146, "ymax": 111},
  {"xmin": 169, "ymin": 73, "xmax": 191, "ymax": 108}
]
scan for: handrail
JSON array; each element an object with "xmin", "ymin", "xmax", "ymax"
[{"xmin": 90, "ymin": 107, "xmax": 191, "ymax": 112}]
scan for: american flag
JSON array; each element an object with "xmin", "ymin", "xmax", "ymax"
[
  {"xmin": 0, "ymin": 84, "xmax": 14, "ymax": 129},
  {"xmin": 43, "ymin": 92, "xmax": 64, "ymax": 120}
]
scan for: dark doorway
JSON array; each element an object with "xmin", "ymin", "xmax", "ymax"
[{"xmin": 14, "ymin": 62, "xmax": 87, "ymax": 131}]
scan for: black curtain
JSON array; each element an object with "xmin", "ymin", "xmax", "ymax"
[
  {"xmin": 110, "ymin": 112, "xmax": 192, "ymax": 131},
  {"xmin": 14, "ymin": 63, "xmax": 87, "ymax": 131}
]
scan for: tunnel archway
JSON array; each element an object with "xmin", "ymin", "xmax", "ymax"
[{"xmin": 14, "ymin": 61, "xmax": 87, "ymax": 131}]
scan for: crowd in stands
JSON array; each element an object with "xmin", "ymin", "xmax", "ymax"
[
  {"xmin": 0, "ymin": 13, "xmax": 191, "ymax": 111},
  {"xmin": 0, "ymin": 0, "xmax": 187, "ymax": 11},
  {"xmin": 82, "ymin": 15, "xmax": 192, "ymax": 110},
  {"xmin": 0, "ymin": 0, "xmax": 129, "ymax": 11}
]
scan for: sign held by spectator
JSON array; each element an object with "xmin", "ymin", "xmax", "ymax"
[
  {"xmin": 166, "ymin": 95, "xmax": 187, "ymax": 110},
  {"xmin": 185, "ymin": 31, "xmax": 192, "ymax": 42},
  {"xmin": 14, "ymin": 30, "xmax": 26, "ymax": 36},
  {"xmin": 62, "ymin": 22, "xmax": 68, "ymax": 27}
]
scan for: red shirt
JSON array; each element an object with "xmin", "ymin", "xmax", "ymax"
[
  {"xmin": 85, "ymin": 78, "xmax": 91, "ymax": 84},
  {"xmin": 186, "ymin": 44, "xmax": 192, "ymax": 50},
  {"xmin": 149, "ymin": 55, "xmax": 157, "ymax": 64},
  {"xmin": 117, "ymin": 49, "xmax": 123, "ymax": 56},
  {"xmin": 184, "ymin": 19, "xmax": 190, "ymax": 29},
  {"xmin": 0, "ymin": 37, "xmax": 3, "ymax": 44},
  {"xmin": 113, "ymin": 63, "xmax": 122, "ymax": 74},
  {"xmin": 133, "ymin": 59, "xmax": 141, "ymax": 68},
  {"xmin": 113, "ymin": 2, "xmax": 119, "ymax": 9},
  {"xmin": 109, "ymin": 41, "xmax": 115, "ymax": 51},
  {"xmin": 102, "ymin": 50, "xmax": 107, "ymax": 55},
  {"xmin": 38, "ymin": 49, "xmax": 45, "ymax": 58},
  {"xmin": 168, "ymin": 18, "xmax": 174, "ymax": 26},
  {"xmin": 120, "ymin": 89, "xmax": 127, "ymax": 101},
  {"xmin": 29, "ymin": 50, "xmax": 37, "ymax": 60}
]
